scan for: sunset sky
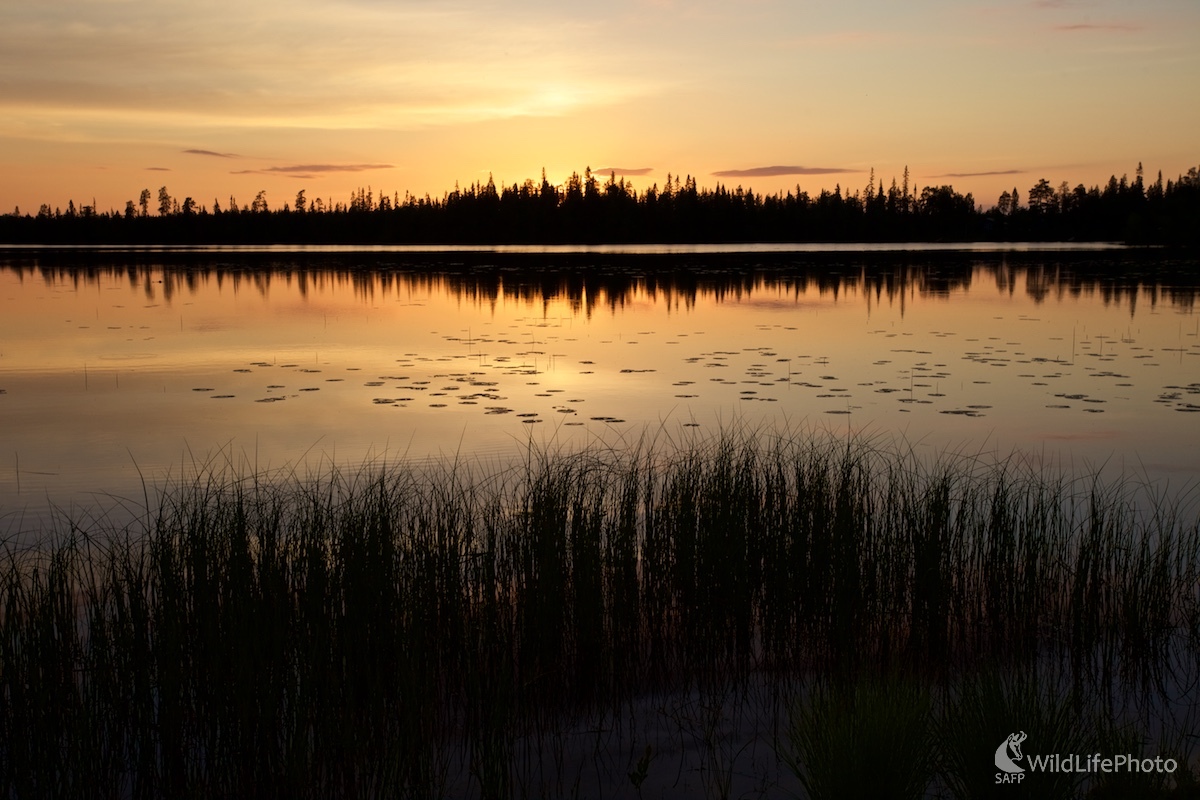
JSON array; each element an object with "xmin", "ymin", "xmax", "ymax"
[{"xmin": 2, "ymin": 0, "xmax": 1197, "ymax": 216}]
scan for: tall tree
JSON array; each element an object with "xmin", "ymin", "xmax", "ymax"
[{"xmin": 1028, "ymin": 179, "xmax": 1056, "ymax": 214}]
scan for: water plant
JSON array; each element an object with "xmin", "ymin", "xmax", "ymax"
[
  {"xmin": 0, "ymin": 425, "xmax": 1197, "ymax": 797},
  {"xmin": 936, "ymin": 669, "xmax": 1091, "ymax": 800},
  {"xmin": 782, "ymin": 673, "xmax": 935, "ymax": 800}
]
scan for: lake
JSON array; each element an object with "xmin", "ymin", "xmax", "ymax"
[{"xmin": 2, "ymin": 245, "xmax": 1198, "ymax": 532}]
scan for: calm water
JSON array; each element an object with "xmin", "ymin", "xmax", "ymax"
[{"xmin": 2, "ymin": 248, "xmax": 1198, "ymax": 530}]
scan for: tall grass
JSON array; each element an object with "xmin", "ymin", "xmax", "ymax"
[
  {"xmin": 1, "ymin": 426, "xmax": 1197, "ymax": 797},
  {"xmin": 783, "ymin": 674, "xmax": 935, "ymax": 800},
  {"xmin": 936, "ymin": 669, "xmax": 1092, "ymax": 800}
]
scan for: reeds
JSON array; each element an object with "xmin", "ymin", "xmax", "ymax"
[
  {"xmin": 783, "ymin": 674, "xmax": 935, "ymax": 800},
  {"xmin": 1, "ymin": 426, "xmax": 1197, "ymax": 797}
]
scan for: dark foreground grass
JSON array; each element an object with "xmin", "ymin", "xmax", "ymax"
[{"xmin": 2, "ymin": 427, "xmax": 1198, "ymax": 798}]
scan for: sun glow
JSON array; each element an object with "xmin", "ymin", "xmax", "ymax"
[{"xmin": 0, "ymin": 0, "xmax": 1196, "ymax": 213}]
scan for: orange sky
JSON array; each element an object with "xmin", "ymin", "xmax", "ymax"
[{"xmin": 2, "ymin": 0, "xmax": 1197, "ymax": 218}]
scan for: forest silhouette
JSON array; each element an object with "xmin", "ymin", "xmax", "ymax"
[{"xmin": 3, "ymin": 163, "xmax": 1197, "ymax": 246}]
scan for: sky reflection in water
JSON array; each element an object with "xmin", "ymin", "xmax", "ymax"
[{"xmin": 1, "ymin": 253, "xmax": 1198, "ymax": 527}]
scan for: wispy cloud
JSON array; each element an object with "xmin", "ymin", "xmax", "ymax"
[
  {"xmin": 231, "ymin": 164, "xmax": 393, "ymax": 177},
  {"xmin": 0, "ymin": 3, "xmax": 661, "ymax": 132},
  {"xmin": 594, "ymin": 167, "xmax": 653, "ymax": 176},
  {"xmin": 266, "ymin": 164, "xmax": 393, "ymax": 173},
  {"xmin": 1030, "ymin": 1, "xmax": 1142, "ymax": 33},
  {"xmin": 1052, "ymin": 22, "xmax": 1141, "ymax": 32},
  {"xmin": 934, "ymin": 169, "xmax": 1024, "ymax": 178},
  {"xmin": 712, "ymin": 165, "xmax": 856, "ymax": 178},
  {"xmin": 781, "ymin": 30, "xmax": 897, "ymax": 48},
  {"xmin": 184, "ymin": 149, "xmax": 239, "ymax": 158},
  {"xmin": 146, "ymin": 167, "xmax": 170, "ymax": 171}
]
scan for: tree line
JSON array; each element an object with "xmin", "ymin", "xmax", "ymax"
[{"xmin": 2, "ymin": 164, "xmax": 1197, "ymax": 245}]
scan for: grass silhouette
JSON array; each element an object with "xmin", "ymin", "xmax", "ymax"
[{"xmin": 2, "ymin": 426, "xmax": 1197, "ymax": 797}]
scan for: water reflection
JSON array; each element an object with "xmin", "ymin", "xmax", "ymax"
[
  {"xmin": 6, "ymin": 251, "xmax": 1198, "ymax": 313},
  {"xmin": 1, "ymin": 252, "xmax": 1198, "ymax": 525}
]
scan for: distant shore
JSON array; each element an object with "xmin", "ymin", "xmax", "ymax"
[{"xmin": 4, "ymin": 164, "xmax": 1197, "ymax": 247}]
